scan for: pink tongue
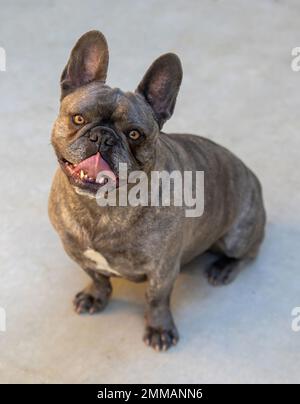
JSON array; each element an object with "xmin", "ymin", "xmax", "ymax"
[{"xmin": 74, "ymin": 152, "xmax": 113, "ymax": 178}]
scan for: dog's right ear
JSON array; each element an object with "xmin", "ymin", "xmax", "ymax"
[{"xmin": 60, "ymin": 30, "xmax": 109, "ymax": 99}]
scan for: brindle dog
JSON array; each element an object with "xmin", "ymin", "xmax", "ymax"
[{"xmin": 49, "ymin": 31, "xmax": 266, "ymax": 351}]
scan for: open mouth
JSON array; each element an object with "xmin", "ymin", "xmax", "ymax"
[{"xmin": 60, "ymin": 152, "xmax": 117, "ymax": 190}]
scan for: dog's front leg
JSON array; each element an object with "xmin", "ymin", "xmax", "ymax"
[
  {"xmin": 73, "ymin": 268, "xmax": 112, "ymax": 314},
  {"xmin": 144, "ymin": 261, "xmax": 180, "ymax": 351}
]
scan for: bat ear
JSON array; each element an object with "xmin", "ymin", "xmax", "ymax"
[
  {"xmin": 60, "ymin": 30, "xmax": 109, "ymax": 98},
  {"xmin": 136, "ymin": 53, "xmax": 182, "ymax": 128}
]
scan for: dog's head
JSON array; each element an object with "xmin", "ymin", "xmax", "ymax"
[{"xmin": 51, "ymin": 30, "xmax": 182, "ymax": 196}]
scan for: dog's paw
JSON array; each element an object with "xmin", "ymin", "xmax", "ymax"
[
  {"xmin": 143, "ymin": 325, "xmax": 179, "ymax": 352},
  {"xmin": 73, "ymin": 290, "xmax": 109, "ymax": 314},
  {"xmin": 205, "ymin": 257, "xmax": 240, "ymax": 286}
]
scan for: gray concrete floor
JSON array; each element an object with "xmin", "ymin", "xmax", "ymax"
[{"xmin": 0, "ymin": 0, "xmax": 300, "ymax": 383}]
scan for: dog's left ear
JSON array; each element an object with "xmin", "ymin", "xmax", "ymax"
[
  {"xmin": 136, "ymin": 53, "xmax": 182, "ymax": 128},
  {"xmin": 61, "ymin": 30, "xmax": 109, "ymax": 99}
]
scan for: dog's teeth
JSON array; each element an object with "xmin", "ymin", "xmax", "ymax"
[{"xmin": 80, "ymin": 170, "xmax": 85, "ymax": 179}]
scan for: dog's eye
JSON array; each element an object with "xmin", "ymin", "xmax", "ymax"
[
  {"xmin": 128, "ymin": 130, "xmax": 141, "ymax": 140},
  {"xmin": 72, "ymin": 114, "xmax": 85, "ymax": 125}
]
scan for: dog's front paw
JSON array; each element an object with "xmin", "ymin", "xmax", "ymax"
[
  {"xmin": 143, "ymin": 325, "xmax": 179, "ymax": 352},
  {"xmin": 73, "ymin": 286, "xmax": 111, "ymax": 314}
]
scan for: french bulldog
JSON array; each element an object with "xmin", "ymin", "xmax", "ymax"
[{"xmin": 49, "ymin": 30, "xmax": 266, "ymax": 351}]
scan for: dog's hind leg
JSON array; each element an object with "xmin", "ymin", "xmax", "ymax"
[
  {"xmin": 206, "ymin": 186, "xmax": 266, "ymax": 286},
  {"xmin": 205, "ymin": 255, "xmax": 249, "ymax": 286},
  {"xmin": 205, "ymin": 234, "xmax": 263, "ymax": 286}
]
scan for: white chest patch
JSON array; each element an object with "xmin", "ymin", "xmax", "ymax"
[{"xmin": 84, "ymin": 248, "xmax": 121, "ymax": 276}]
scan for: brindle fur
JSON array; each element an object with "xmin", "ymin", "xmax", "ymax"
[{"xmin": 49, "ymin": 31, "xmax": 266, "ymax": 351}]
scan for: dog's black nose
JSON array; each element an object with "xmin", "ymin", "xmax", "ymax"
[
  {"xmin": 89, "ymin": 130, "xmax": 99, "ymax": 142},
  {"xmin": 88, "ymin": 126, "xmax": 117, "ymax": 149},
  {"xmin": 103, "ymin": 136, "xmax": 115, "ymax": 147}
]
